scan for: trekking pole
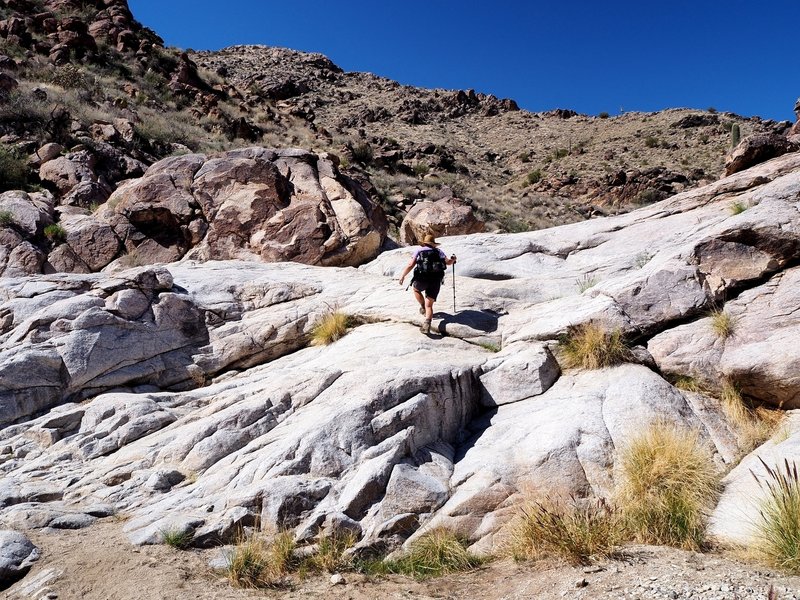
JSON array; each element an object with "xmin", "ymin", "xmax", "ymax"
[{"xmin": 451, "ymin": 261, "xmax": 456, "ymax": 313}]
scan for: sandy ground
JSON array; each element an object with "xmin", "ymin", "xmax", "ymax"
[{"xmin": 5, "ymin": 522, "xmax": 800, "ymax": 600}]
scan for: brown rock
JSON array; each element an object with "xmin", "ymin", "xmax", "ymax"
[
  {"xmin": 724, "ymin": 133, "xmax": 799, "ymax": 176},
  {"xmin": 39, "ymin": 152, "xmax": 97, "ymax": 195},
  {"xmin": 0, "ymin": 73, "xmax": 18, "ymax": 93},
  {"xmin": 400, "ymin": 197, "xmax": 485, "ymax": 245}
]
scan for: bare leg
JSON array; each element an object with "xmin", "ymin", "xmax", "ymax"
[
  {"xmin": 425, "ymin": 297, "xmax": 435, "ymax": 320},
  {"xmin": 413, "ymin": 288, "xmax": 426, "ymax": 312}
]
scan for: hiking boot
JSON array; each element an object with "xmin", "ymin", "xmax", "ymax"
[{"xmin": 420, "ymin": 319, "xmax": 431, "ymax": 334}]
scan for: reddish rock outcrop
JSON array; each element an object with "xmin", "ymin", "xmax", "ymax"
[
  {"xmin": 400, "ymin": 194, "xmax": 484, "ymax": 245},
  {"xmin": 724, "ymin": 133, "xmax": 799, "ymax": 176}
]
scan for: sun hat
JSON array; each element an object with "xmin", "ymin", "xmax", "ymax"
[{"xmin": 421, "ymin": 234, "xmax": 439, "ymax": 247}]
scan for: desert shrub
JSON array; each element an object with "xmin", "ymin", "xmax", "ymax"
[
  {"xmin": 617, "ymin": 421, "xmax": 720, "ymax": 550},
  {"xmin": 49, "ymin": 64, "xmax": 94, "ymax": 91},
  {"xmin": 710, "ymin": 309, "xmax": 735, "ymax": 338},
  {"xmin": 635, "ymin": 189, "xmax": 664, "ymax": 204},
  {"xmin": 729, "ymin": 201, "xmax": 748, "ymax": 215},
  {"xmin": 0, "ymin": 210, "xmax": 13, "ymax": 226},
  {"xmin": 304, "ymin": 530, "xmax": 356, "ymax": 573},
  {"xmin": 633, "ymin": 251, "xmax": 653, "ymax": 268},
  {"xmin": 576, "ymin": 274, "xmax": 597, "ymax": 292},
  {"xmin": 226, "ymin": 532, "xmax": 296, "ymax": 588},
  {"xmin": 0, "ymin": 145, "xmax": 28, "ymax": 191},
  {"xmin": 310, "ymin": 310, "xmax": 355, "ymax": 345},
  {"xmin": 707, "ymin": 107, "xmax": 718, "ymax": 114},
  {"xmin": 552, "ymin": 148, "xmax": 568, "ymax": 160},
  {"xmin": 384, "ymin": 527, "xmax": 483, "ymax": 579},
  {"xmin": 672, "ymin": 375, "xmax": 704, "ymax": 393},
  {"xmin": 44, "ymin": 223, "xmax": 66, "ymax": 243},
  {"xmin": 519, "ymin": 150, "xmax": 531, "ymax": 162},
  {"xmin": 413, "ymin": 162, "xmax": 429, "ymax": 176},
  {"xmin": 644, "ymin": 136, "xmax": 659, "ymax": 148},
  {"xmin": 598, "ymin": 111, "xmax": 610, "ymax": 119},
  {"xmin": 754, "ymin": 459, "xmax": 800, "ymax": 573},
  {"xmin": 558, "ymin": 322, "xmax": 631, "ymax": 370},
  {"xmin": 351, "ymin": 142, "xmax": 373, "ymax": 165},
  {"xmin": 526, "ymin": 169, "xmax": 543, "ymax": 185},
  {"xmin": 160, "ymin": 527, "xmax": 193, "ymax": 550},
  {"xmin": 506, "ymin": 497, "xmax": 623, "ymax": 565}
]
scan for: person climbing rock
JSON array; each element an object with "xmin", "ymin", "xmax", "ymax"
[{"xmin": 398, "ymin": 234, "xmax": 457, "ymax": 334}]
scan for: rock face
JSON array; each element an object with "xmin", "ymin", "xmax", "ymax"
[
  {"xmin": 400, "ymin": 196, "xmax": 484, "ymax": 245},
  {"xmin": 2, "ymin": 152, "xmax": 800, "ymax": 560}
]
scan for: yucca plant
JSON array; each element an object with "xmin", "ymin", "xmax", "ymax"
[
  {"xmin": 558, "ymin": 322, "xmax": 632, "ymax": 370},
  {"xmin": 617, "ymin": 421, "xmax": 720, "ymax": 550},
  {"xmin": 753, "ymin": 459, "xmax": 800, "ymax": 573},
  {"xmin": 506, "ymin": 497, "xmax": 623, "ymax": 565}
]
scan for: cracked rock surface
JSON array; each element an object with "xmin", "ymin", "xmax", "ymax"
[{"xmin": 2, "ymin": 151, "xmax": 800, "ymax": 563}]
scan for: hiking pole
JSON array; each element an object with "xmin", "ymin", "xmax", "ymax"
[{"xmin": 451, "ymin": 260, "xmax": 456, "ymax": 313}]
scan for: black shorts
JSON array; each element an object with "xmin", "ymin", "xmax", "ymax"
[{"xmin": 412, "ymin": 277, "xmax": 442, "ymax": 300}]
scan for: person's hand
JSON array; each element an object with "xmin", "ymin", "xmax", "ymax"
[
  {"xmin": 399, "ymin": 275, "xmax": 405, "ymax": 285},
  {"xmin": 451, "ymin": 254, "xmax": 457, "ymax": 263}
]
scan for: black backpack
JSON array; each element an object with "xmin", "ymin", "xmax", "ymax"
[{"xmin": 414, "ymin": 248, "xmax": 446, "ymax": 280}]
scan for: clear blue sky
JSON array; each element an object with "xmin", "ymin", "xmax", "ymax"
[{"xmin": 129, "ymin": 0, "xmax": 798, "ymax": 121}]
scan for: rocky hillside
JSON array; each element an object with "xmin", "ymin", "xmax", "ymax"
[
  {"xmin": 193, "ymin": 45, "xmax": 791, "ymax": 230},
  {"xmin": 3, "ymin": 151, "xmax": 800, "ymax": 596},
  {"xmin": 0, "ymin": 0, "xmax": 792, "ymax": 267}
]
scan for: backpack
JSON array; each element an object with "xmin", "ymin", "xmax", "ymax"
[{"xmin": 414, "ymin": 248, "xmax": 446, "ymax": 280}]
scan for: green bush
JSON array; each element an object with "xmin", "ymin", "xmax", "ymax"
[
  {"xmin": 0, "ymin": 210, "xmax": 13, "ymax": 226},
  {"xmin": 526, "ymin": 169, "xmax": 543, "ymax": 185},
  {"xmin": 351, "ymin": 143, "xmax": 373, "ymax": 165},
  {"xmin": 598, "ymin": 111, "xmax": 610, "ymax": 119},
  {"xmin": 44, "ymin": 223, "xmax": 67, "ymax": 243},
  {"xmin": 644, "ymin": 136, "xmax": 659, "ymax": 148}
]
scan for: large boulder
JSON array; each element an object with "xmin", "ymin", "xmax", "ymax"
[
  {"xmin": 400, "ymin": 196, "xmax": 484, "ymax": 245},
  {"xmin": 38, "ymin": 151, "xmax": 97, "ymax": 196},
  {"xmin": 98, "ymin": 147, "xmax": 387, "ymax": 268},
  {"xmin": 725, "ymin": 133, "xmax": 798, "ymax": 176}
]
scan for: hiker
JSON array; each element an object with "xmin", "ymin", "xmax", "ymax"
[{"xmin": 398, "ymin": 234, "xmax": 457, "ymax": 334}]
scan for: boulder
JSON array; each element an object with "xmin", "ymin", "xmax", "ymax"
[
  {"xmin": 38, "ymin": 151, "xmax": 97, "ymax": 195},
  {"xmin": 29, "ymin": 142, "xmax": 63, "ymax": 167},
  {"xmin": 99, "ymin": 147, "xmax": 387, "ymax": 269},
  {"xmin": 0, "ymin": 190, "xmax": 53, "ymax": 238},
  {"xmin": 400, "ymin": 197, "xmax": 484, "ymax": 246},
  {"xmin": 725, "ymin": 133, "xmax": 798, "ymax": 176},
  {"xmin": 0, "ymin": 530, "xmax": 39, "ymax": 588},
  {"xmin": 57, "ymin": 209, "xmax": 121, "ymax": 271}
]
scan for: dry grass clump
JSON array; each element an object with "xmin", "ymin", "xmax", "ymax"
[
  {"xmin": 617, "ymin": 421, "xmax": 720, "ymax": 550},
  {"xmin": 720, "ymin": 379, "xmax": 783, "ymax": 453},
  {"xmin": 305, "ymin": 530, "xmax": 357, "ymax": 573},
  {"xmin": 710, "ymin": 309, "xmax": 735, "ymax": 339},
  {"xmin": 310, "ymin": 310, "xmax": 355, "ymax": 345},
  {"xmin": 753, "ymin": 459, "xmax": 800, "ymax": 573},
  {"xmin": 558, "ymin": 322, "xmax": 632, "ymax": 370},
  {"xmin": 384, "ymin": 527, "xmax": 484, "ymax": 579},
  {"xmin": 506, "ymin": 497, "xmax": 623, "ymax": 565},
  {"xmin": 226, "ymin": 531, "xmax": 296, "ymax": 588}
]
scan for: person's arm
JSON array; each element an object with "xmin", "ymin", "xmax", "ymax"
[
  {"xmin": 398, "ymin": 256, "xmax": 416, "ymax": 285},
  {"xmin": 442, "ymin": 249, "xmax": 457, "ymax": 265}
]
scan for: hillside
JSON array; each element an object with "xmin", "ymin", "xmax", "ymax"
[{"xmin": 192, "ymin": 45, "xmax": 788, "ymax": 230}]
